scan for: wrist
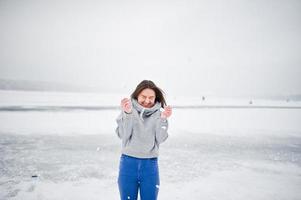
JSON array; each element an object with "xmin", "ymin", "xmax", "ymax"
[
  {"xmin": 160, "ymin": 113, "xmax": 167, "ymax": 119},
  {"xmin": 124, "ymin": 110, "xmax": 132, "ymax": 114},
  {"xmin": 160, "ymin": 117, "xmax": 168, "ymax": 123}
]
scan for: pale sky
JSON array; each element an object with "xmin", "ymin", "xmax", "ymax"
[{"xmin": 0, "ymin": 0, "xmax": 300, "ymax": 97}]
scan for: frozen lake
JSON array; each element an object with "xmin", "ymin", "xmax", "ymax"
[{"xmin": 0, "ymin": 91, "xmax": 301, "ymax": 199}]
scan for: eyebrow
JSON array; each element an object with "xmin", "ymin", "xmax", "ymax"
[{"xmin": 142, "ymin": 95, "xmax": 155, "ymax": 98}]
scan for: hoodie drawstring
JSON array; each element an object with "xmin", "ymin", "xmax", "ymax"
[{"xmin": 140, "ymin": 108, "xmax": 145, "ymax": 121}]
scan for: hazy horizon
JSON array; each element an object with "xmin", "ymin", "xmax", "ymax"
[
  {"xmin": 1, "ymin": 78, "xmax": 301, "ymax": 100},
  {"xmin": 1, "ymin": 0, "xmax": 300, "ymax": 97}
]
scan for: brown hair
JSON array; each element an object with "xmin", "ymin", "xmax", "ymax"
[{"xmin": 131, "ymin": 80, "xmax": 167, "ymax": 108}]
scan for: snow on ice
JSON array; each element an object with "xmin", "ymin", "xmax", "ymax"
[{"xmin": 0, "ymin": 90, "xmax": 301, "ymax": 200}]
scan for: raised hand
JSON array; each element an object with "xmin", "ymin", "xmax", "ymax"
[
  {"xmin": 120, "ymin": 98, "xmax": 132, "ymax": 114},
  {"xmin": 161, "ymin": 105, "xmax": 172, "ymax": 119}
]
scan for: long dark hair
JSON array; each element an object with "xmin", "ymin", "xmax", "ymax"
[{"xmin": 131, "ymin": 80, "xmax": 167, "ymax": 108}]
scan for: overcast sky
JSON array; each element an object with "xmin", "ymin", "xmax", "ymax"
[{"xmin": 0, "ymin": 0, "xmax": 300, "ymax": 97}]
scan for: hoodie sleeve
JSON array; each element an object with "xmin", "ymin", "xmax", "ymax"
[
  {"xmin": 115, "ymin": 111, "xmax": 134, "ymax": 141},
  {"xmin": 155, "ymin": 117, "xmax": 169, "ymax": 144}
]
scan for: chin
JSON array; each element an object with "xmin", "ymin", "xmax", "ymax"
[{"xmin": 143, "ymin": 104, "xmax": 153, "ymax": 108}]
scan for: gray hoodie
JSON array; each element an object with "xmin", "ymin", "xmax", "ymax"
[{"xmin": 115, "ymin": 99, "xmax": 169, "ymax": 158}]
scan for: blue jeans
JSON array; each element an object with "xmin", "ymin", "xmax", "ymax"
[{"xmin": 118, "ymin": 154, "xmax": 160, "ymax": 200}]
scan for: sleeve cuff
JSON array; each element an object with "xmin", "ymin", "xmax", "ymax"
[{"xmin": 122, "ymin": 111, "xmax": 133, "ymax": 120}]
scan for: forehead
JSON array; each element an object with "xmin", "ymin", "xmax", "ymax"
[{"xmin": 138, "ymin": 88, "xmax": 156, "ymax": 97}]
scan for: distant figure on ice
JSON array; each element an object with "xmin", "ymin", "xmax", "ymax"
[{"xmin": 115, "ymin": 80, "xmax": 172, "ymax": 200}]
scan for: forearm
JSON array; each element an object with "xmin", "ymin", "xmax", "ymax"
[
  {"xmin": 155, "ymin": 117, "xmax": 169, "ymax": 144},
  {"xmin": 115, "ymin": 111, "xmax": 134, "ymax": 140}
]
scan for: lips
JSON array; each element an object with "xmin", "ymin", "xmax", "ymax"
[{"xmin": 142, "ymin": 103, "xmax": 152, "ymax": 108}]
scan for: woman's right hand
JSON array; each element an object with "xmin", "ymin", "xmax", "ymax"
[{"xmin": 121, "ymin": 98, "xmax": 132, "ymax": 114}]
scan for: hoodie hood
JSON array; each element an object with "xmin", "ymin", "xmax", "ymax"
[{"xmin": 131, "ymin": 98, "xmax": 161, "ymax": 120}]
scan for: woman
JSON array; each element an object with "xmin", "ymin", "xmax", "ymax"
[{"xmin": 115, "ymin": 80, "xmax": 172, "ymax": 200}]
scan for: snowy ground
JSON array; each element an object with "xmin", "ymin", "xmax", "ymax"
[{"xmin": 0, "ymin": 90, "xmax": 301, "ymax": 200}]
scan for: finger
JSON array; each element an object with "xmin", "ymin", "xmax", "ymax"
[
  {"xmin": 165, "ymin": 107, "xmax": 171, "ymax": 111},
  {"xmin": 121, "ymin": 99, "xmax": 126, "ymax": 106},
  {"xmin": 126, "ymin": 100, "xmax": 131, "ymax": 106},
  {"xmin": 121, "ymin": 99, "xmax": 130, "ymax": 107},
  {"xmin": 121, "ymin": 98, "xmax": 130, "ymax": 103}
]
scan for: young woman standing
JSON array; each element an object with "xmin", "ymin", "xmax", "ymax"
[{"xmin": 115, "ymin": 80, "xmax": 172, "ymax": 200}]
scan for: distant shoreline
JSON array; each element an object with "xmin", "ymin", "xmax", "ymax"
[{"xmin": 0, "ymin": 105, "xmax": 301, "ymax": 112}]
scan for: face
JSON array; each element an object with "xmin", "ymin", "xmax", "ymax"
[{"xmin": 137, "ymin": 88, "xmax": 156, "ymax": 108}]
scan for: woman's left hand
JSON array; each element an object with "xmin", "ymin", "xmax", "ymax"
[{"xmin": 161, "ymin": 106, "xmax": 172, "ymax": 119}]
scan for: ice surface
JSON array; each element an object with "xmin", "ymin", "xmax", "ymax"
[
  {"xmin": 0, "ymin": 90, "xmax": 301, "ymax": 200},
  {"xmin": 1, "ymin": 131, "xmax": 301, "ymax": 200}
]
